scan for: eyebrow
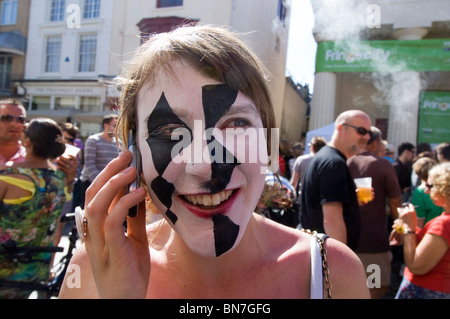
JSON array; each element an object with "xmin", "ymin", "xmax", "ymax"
[
  {"xmin": 221, "ymin": 103, "xmax": 259, "ymax": 118},
  {"xmin": 144, "ymin": 104, "xmax": 190, "ymax": 127},
  {"xmin": 145, "ymin": 103, "xmax": 259, "ymax": 126}
]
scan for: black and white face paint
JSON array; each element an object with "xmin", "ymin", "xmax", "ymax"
[{"xmin": 137, "ymin": 61, "xmax": 267, "ymax": 257}]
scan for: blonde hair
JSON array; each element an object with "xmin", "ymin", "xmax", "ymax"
[
  {"xmin": 428, "ymin": 162, "xmax": 450, "ymax": 200},
  {"xmin": 114, "ymin": 25, "xmax": 276, "ymax": 153},
  {"xmin": 413, "ymin": 157, "xmax": 437, "ymax": 182}
]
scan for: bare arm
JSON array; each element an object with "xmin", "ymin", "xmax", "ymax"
[
  {"xmin": 397, "ymin": 204, "xmax": 448, "ymax": 275},
  {"xmin": 0, "ymin": 180, "xmax": 6, "ymax": 201},
  {"xmin": 58, "ymin": 243, "xmax": 99, "ymax": 299},
  {"xmin": 404, "ymin": 233, "xmax": 448, "ymax": 275},
  {"xmin": 325, "ymin": 238, "xmax": 370, "ymax": 299},
  {"xmin": 322, "ymin": 202, "xmax": 346, "ymax": 245},
  {"xmin": 290, "ymin": 170, "xmax": 300, "ymax": 192}
]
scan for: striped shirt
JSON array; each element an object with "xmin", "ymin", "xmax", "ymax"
[{"xmin": 80, "ymin": 133, "xmax": 121, "ymax": 183}]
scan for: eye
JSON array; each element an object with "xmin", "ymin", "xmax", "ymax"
[
  {"xmin": 149, "ymin": 123, "xmax": 189, "ymax": 139},
  {"xmin": 222, "ymin": 118, "xmax": 252, "ymax": 129}
]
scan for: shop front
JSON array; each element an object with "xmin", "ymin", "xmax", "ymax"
[
  {"xmin": 311, "ymin": 38, "xmax": 450, "ymax": 149},
  {"xmin": 17, "ymin": 79, "xmax": 119, "ymax": 138}
]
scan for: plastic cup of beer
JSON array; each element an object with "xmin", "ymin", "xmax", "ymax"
[{"xmin": 354, "ymin": 177, "xmax": 373, "ymax": 203}]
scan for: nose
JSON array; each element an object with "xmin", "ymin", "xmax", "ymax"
[
  {"xmin": 185, "ymin": 157, "xmax": 212, "ymax": 178},
  {"xmin": 12, "ymin": 118, "xmax": 24, "ymax": 126},
  {"xmin": 182, "ymin": 135, "xmax": 212, "ymax": 179},
  {"xmin": 184, "ymin": 137, "xmax": 240, "ymax": 193}
]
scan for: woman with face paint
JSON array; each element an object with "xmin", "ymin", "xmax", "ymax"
[{"xmin": 59, "ymin": 26, "xmax": 369, "ymax": 299}]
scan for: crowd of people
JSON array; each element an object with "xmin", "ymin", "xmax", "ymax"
[
  {"xmin": 0, "ymin": 99, "xmax": 119, "ymax": 298},
  {"xmin": 0, "ymin": 25, "xmax": 449, "ymax": 300},
  {"xmin": 278, "ymin": 123, "xmax": 449, "ymax": 299}
]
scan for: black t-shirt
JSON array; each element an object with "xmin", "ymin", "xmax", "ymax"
[
  {"xmin": 393, "ymin": 159, "xmax": 412, "ymax": 201},
  {"xmin": 301, "ymin": 145, "xmax": 360, "ymax": 251}
]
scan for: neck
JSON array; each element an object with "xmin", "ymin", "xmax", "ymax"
[
  {"xmin": 398, "ymin": 154, "xmax": 409, "ymax": 164},
  {"xmin": 329, "ymin": 140, "xmax": 349, "ymax": 159},
  {"xmin": 443, "ymin": 202, "xmax": 450, "ymax": 215},
  {"xmin": 22, "ymin": 154, "xmax": 52, "ymax": 169},
  {"xmin": 102, "ymin": 131, "xmax": 113, "ymax": 142},
  {"xmin": 0, "ymin": 140, "xmax": 20, "ymax": 160},
  {"xmin": 166, "ymin": 215, "xmax": 263, "ymax": 286}
]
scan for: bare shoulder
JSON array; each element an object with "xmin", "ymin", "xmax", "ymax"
[
  {"xmin": 58, "ymin": 243, "xmax": 99, "ymax": 299},
  {"xmin": 324, "ymin": 238, "xmax": 370, "ymax": 299},
  {"xmin": 269, "ymin": 221, "xmax": 370, "ymax": 299},
  {"xmin": 253, "ymin": 214, "xmax": 311, "ymax": 256}
]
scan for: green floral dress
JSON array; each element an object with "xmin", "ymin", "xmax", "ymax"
[{"xmin": 0, "ymin": 168, "xmax": 66, "ymax": 298}]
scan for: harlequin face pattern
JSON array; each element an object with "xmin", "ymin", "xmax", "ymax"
[
  {"xmin": 146, "ymin": 85, "xmax": 241, "ymax": 256},
  {"xmin": 137, "ymin": 61, "xmax": 267, "ymax": 257}
]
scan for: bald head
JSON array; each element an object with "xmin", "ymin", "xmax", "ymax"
[
  {"xmin": 331, "ymin": 110, "xmax": 372, "ymax": 158},
  {"xmin": 335, "ymin": 110, "xmax": 370, "ymax": 128}
]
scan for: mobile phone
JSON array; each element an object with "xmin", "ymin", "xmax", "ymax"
[{"xmin": 125, "ymin": 129, "xmax": 142, "ymax": 217}]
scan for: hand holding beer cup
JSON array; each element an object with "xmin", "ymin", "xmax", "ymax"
[
  {"xmin": 354, "ymin": 177, "xmax": 374, "ymax": 205},
  {"xmin": 389, "ymin": 203, "xmax": 417, "ymax": 245}
]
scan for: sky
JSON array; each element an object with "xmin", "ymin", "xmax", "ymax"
[{"xmin": 286, "ymin": 0, "xmax": 317, "ymax": 92}]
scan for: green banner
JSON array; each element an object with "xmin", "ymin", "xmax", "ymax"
[
  {"xmin": 316, "ymin": 39, "xmax": 450, "ymax": 73},
  {"xmin": 418, "ymin": 91, "xmax": 450, "ymax": 145}
]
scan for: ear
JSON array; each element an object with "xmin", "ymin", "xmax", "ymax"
[{"xmin": 21, "ymin": 136, "xmax": 31, "ymax": 148}]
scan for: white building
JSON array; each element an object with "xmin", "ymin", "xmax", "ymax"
[
  {"xmin": 18, "ymin": 0, "xmax": 114, "ymax": 134},
  {"xmin": 18, "ymin": 0, "xmax": 294, "ymax": 137}
]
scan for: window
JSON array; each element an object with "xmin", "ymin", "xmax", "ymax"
[
  {"xmin": 45, "ymin": 36, "xmax": 61, "ymax": 73},
  {"xmin": 277, "ymin": 0, "xmax": 287, "ymax": 26},
  {"xmin": 78, "ymin": 34, "xmax": 97, "ymax": 73},
  {"xmin": 50, "ymin": 0, "xmax": 65, "ymax": 22},
  {"xmin": 80, "ymin": 96, "xmax": 100, "ymax": 112},
  {"xmin": 32, "ymin": 96, "xmax": 51, "ymax": 110},
  {"xmin": 0, "ymin": 55, "xmax": 12, "ymax": 92},
  {"xmin": 55, "ymin": 96, "xmax": 76, "ymax": 109},
  {"xmin": 1, "ymin": 0, "xmax": 17, "ymax": 25},
  {"xmin": 83, "ymin": 0, "xmax": 100, "ymax": 19},
  {"xmin": 156, "ymin": 0, "xmax": 183, "ymax": 8}
]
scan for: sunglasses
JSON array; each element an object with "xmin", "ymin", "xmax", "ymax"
[
  {"xmin": 425, "ymin": 183, "xmax": 433, "ymax": 190},
  {"xmin": 0, "ymin": 114, "xmax": 26, "ymax": 124},
  {"xmin": 342, "ymin": 123, "xmax": 370, "ymax": 136}
]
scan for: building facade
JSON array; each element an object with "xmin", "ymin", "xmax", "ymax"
[
  {"xmin": 17, "ymin": 0, "xmax": 294, "ymax": 137},
  {"xmin": 0, "ymin": 0, "xmax": 30, "ymax": 99},
  {"xmin": 18, "ymin": 0, "xmax": 114, "ymax": 135},
  {"xmin": 309, "ymin": 0, "xmax": 450, "ymax": 150}
]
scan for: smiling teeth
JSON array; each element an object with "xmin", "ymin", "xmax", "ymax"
[{"xmin": 184, "ymin": 190, "xmax": 233, "ymax": 207}]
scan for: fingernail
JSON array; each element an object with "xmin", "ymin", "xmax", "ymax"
[
  {"xmin": 134, "ymin": 187, "xmax": 146, "ymax": 195},
  {"xmin": 121, "ymin": 166, "xmax": 133, "ymax": 175},
  {"xmin": 119, "ymin": 151, "xmax": 128, "ymax": 158}
]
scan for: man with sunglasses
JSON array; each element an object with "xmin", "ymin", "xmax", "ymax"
[
  {"xmin": 0, "ymin": 99, "xmax": 27, "ymax": 166},
  {"xmin": 301, "ymin": 110, "xmax": 371, "ymax": 251}
]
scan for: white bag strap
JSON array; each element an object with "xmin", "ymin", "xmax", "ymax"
[
  {"xmin": 303, "ymin": 230, "xmax": 330, "ymax": 299},
  {"xmin": 310, "ymin": 234, "xmax": 323, "ymax": 299}
]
